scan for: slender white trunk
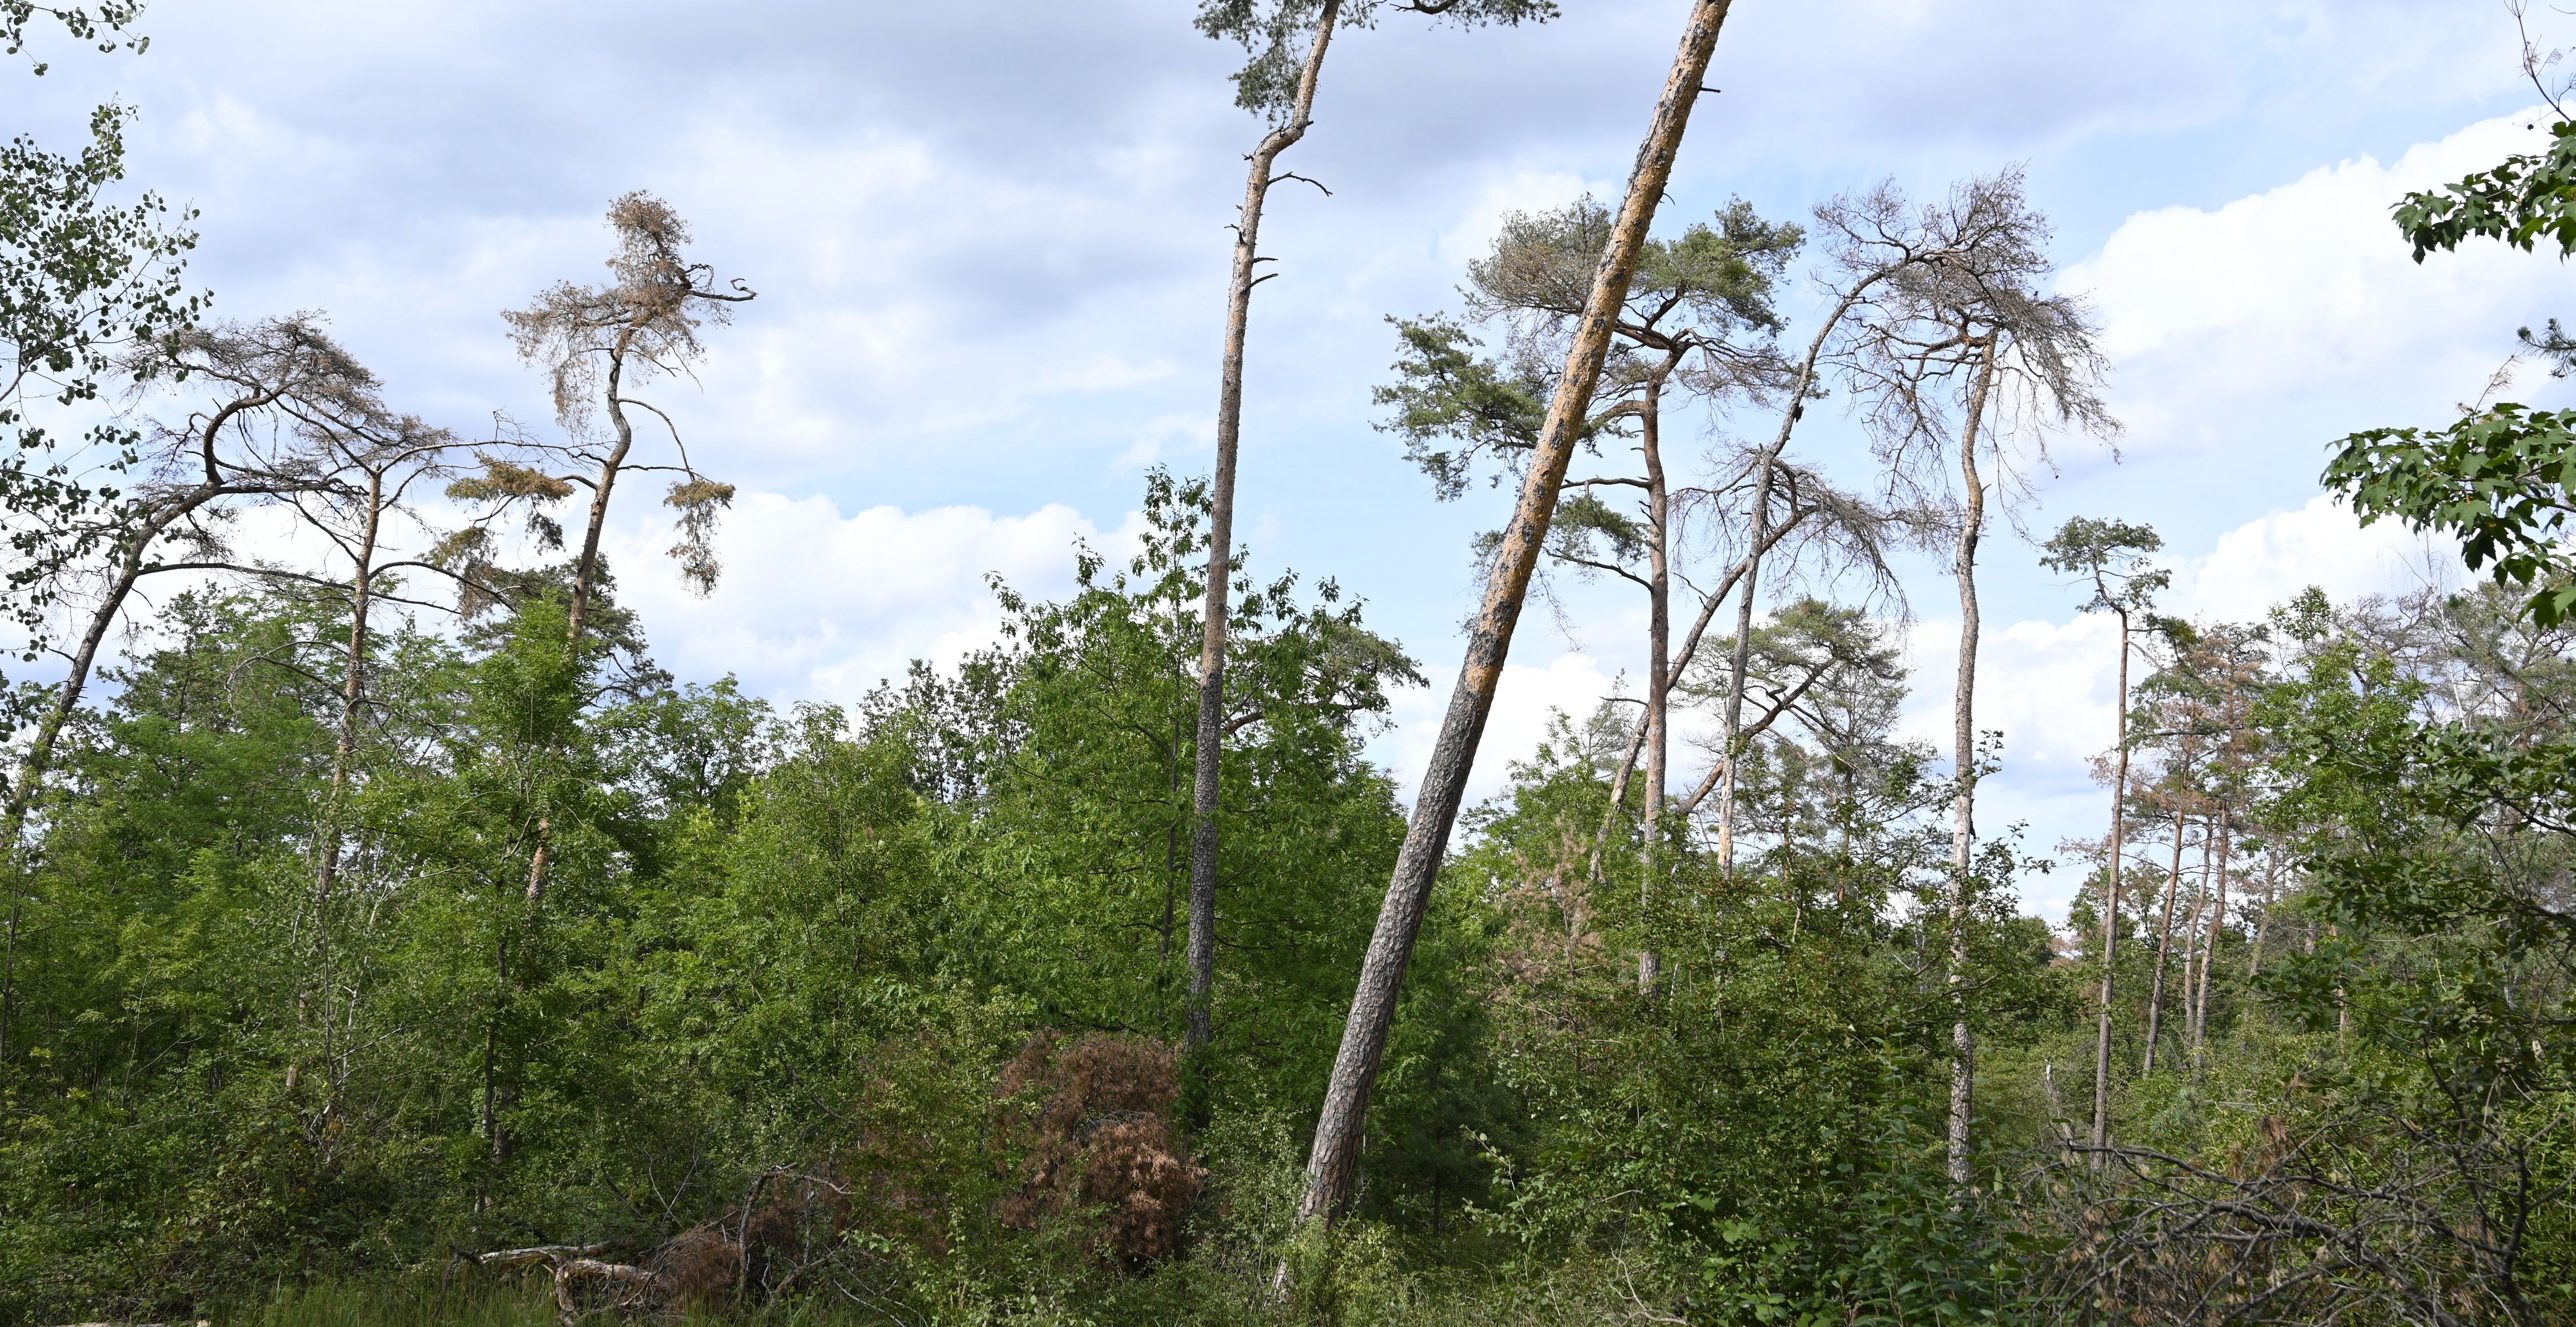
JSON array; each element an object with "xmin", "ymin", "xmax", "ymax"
[
  {"xmin": 2191, "ymin": 815, "xmax": 2229, "ymax": 1064},
  {"xmin": 1947, "ymin": 340, "xmax": 1996, "ymax": 1187},
  {"xmin": 1189, "ymin": 0, "xmax": 1343, "ymax": 1059}
]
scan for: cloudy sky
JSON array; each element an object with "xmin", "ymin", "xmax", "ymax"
[{"xmin": 10, "ymin": 0, "xmax": 2569, "ymax": 920}]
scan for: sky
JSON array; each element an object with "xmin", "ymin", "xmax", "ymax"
[{"xmin": 7, "ymin": 0, "xmax": 2570, "ymax": 923}]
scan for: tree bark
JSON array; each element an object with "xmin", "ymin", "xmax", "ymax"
[
  {"xmin": 2247, "ymin": 851, "xmax": 2279, "ymax": 978},
  {"xmin": 1295, "ymin": 0, "xmax": 1734, "ymax": 1226},
  {"xmin": 1188, "ymin": 0, "xmax": 1343, "ymax": 1060},
  {"xmin": 1945, "ymin": 339, "xmax": 1996, "ymax": 1188},
  {"xmin": 1707, "ymin": 280, "xmax": 1883, "ymax": 870},
  {"xmin": 1588, "ymin": 276, "xmax": 1890, "ymax": 878},
  {"xmin": 316, "ymin": 469, "xmax": 384, "ymax": 905},
  {"xmin": 528, "ymin": 333, "xmax": 636, "ymax": 904},
  {"xmin": 1713, "ymin": 438, "xmax": 1778, "ymax": 874},
  {"xmin": 1592, "ymin": 501, "xmax": 1807, "ymax": 883},
  {"xmin": 563, "ymin": 334, "xmax": 633, "ymax": 652},
  {"xmin": 1638, "ymin": 378, "xmax": 1669, "ymax": 991},
  {"xmin": 2191, "ymin": 813, "xmax": 2228, "ymax": 1065},
  {"xmin": 2, "ymin": 370, "xmax": 277, "ymax": 845},
  {"xmin": 2141, "ymin": 809, "xmax": 2190, "ymax": 1075},
  {"xmin": 3, "ymin": 491, "xmax": 225, "ymax": 843},
  {"xmin": 2176, "ymin": 831, "xmax": 2210, "ymax": 1050},
  {"xmin": 2090, "ymin": 606, "xmax": 2135, "ymax": 1165}
]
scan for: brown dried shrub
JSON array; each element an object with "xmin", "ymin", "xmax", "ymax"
[
  {"xmin": 995, "ymin": 1031, "xmax": 1205, "ymax": 1272},
  {"xmin": 629, "ymin": 1169, "xmax": 853, "ymax": 1312},
  {"xmin": 646, "ymin": 1225, "xmax": 744, "ymax": 1311}
]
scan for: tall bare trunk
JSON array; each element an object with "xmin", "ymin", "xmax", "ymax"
[
  {"xmin": 0, "ymin": 389, "xmax": 271, "ymax": 1067},
  {"xmin": 1638, "ymin": 381, "xmax": 1669, "ymax": 991},
  {"xmin": 2177, "ymin": 830, "xmax": 2211, "ymax": 1052},
  {"xmin": 1188, "ymin": 0, "xmax": 1343, "ymax": 1060},
  {"xmin": 2248, "ymin": 851, "xmax": 2278, "ymax": 978},
  {"xmin": 1596, "ymin": 280, "xmax": 1875, "ymax": 881},
  {"xmin": 528, "ymin": 339, "xmax": 634, "ymax": 904},
  {"xmin": 2191, "ymin": 814, "xmax": 2228, "ymax": 1065},
  {"xmin": 301, "ymin": 469, "xmax": 385, "ymax": 1114},
  {"xmin": 2141, "ymin": 810, "xmax": 2190, "ymax": 1075},
  {"xmin": 1946, "ymin": 339, "xmax": 1996, "ymax": 1187},
  {"xmin": 1295, "ymin": 0, "xmax": 1734, "ymax": 1226},
  {"xmin": 1592, "ymin": 504, "xmax": 1803, "ymax": 884},
  {"xmin": 1710, "ymin": 284, "xmax": 1881, "ymax": 870},
  {"xmin": 562, "ymin": 341, "xmax": 632, "ymax": 651},
  {"xmin": 4, "ymin": 493, "xmax": 214, "ymax": 846},
  {"xmin": 317, "ymin": 471, "xmax": 384, "ymax": 904},
  {"xmin": 2089, "ymin": 606, "xmax": 2134, "ymax": 1164},
  {"xmin": 1714, "ymin": 445, "xmax": 1778, "ymax": 874}
]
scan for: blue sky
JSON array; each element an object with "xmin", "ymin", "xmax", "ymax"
[{"xmin": 7, "ymin": 0, "xmax": 2568, "ymax": 920}]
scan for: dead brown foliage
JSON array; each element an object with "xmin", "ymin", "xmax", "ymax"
[{"xmin": 995, "ymin": 1031, "xmax": 1205, "ymax": 1272}]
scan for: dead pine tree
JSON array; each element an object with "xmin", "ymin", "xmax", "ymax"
[
  {"xmin": 1183, "ymin": 0, "xmax": 1555, "ymax": 1067},
  {"xmin": 494, "ymin": 192, "xmax": 752, "ymax": 902},
  {"xmin": 3, "ymin": 317, "xmax": 384, "ymax": 847},
  {"xmin": 1839, "ymin": 174, "xmax": 2118, "ymax": 1187},
  {"xmin": 2039, "ymin": 516, "xmax": 2164, "ymax": 1163},
  {"xmin": 1696, "ymin": 183, "xmax": 2035, "ymax": 873},
  {"xmin": 1293, "ymin": 0, "xmax": 1739, "ymax": 1232}
]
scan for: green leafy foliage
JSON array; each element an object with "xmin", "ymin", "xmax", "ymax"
[{"xmin": 2329, "ymin": 405, "xmax": 2576, "ymax": 624}]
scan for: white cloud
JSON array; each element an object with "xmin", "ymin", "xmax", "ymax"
[
  {"xmin": 2068, "ymin": 111, "xmax": 2569, "ymax": 453},
  {"xmin": 2177, "ymin": 492, "xmax": 2455, "ymax": 620},
  {"xmin": 604, "ymin": 493, "xmax": 1143, "ymax": 706},
  {"xmin": 1377, "ymin": 652, "xmax": 1626, "ymax": 808}
]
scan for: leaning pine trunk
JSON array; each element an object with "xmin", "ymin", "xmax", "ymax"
[
  {"xmin": 1295, "ymin": 0, "xmax": 1735, "ymax": 1226},
  {"xmin": 1188, "ymin": 0, "xmax": 1344, "ymax": 1060},
  {"xmin": 1945, "ymin": 339, "xmax": 1996, "ymax": 1189}
]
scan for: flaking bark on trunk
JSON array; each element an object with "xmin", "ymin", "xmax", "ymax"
[
  {"xmin": 1188, "ymin": 0, "xmax": 1343, "ymax": 1060},
  {"xmin": 1946, "ymin": 339, "xmax": 1996, "ymax": 1188},
  {"xmin": 1295, "ymin": 0, "xmax": 1735, "ymax": 1226}
]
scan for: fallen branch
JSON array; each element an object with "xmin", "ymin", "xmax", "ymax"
[{"xmin": 474, "ymin": 1241, "xmax": 657, "ymax": 1322}]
